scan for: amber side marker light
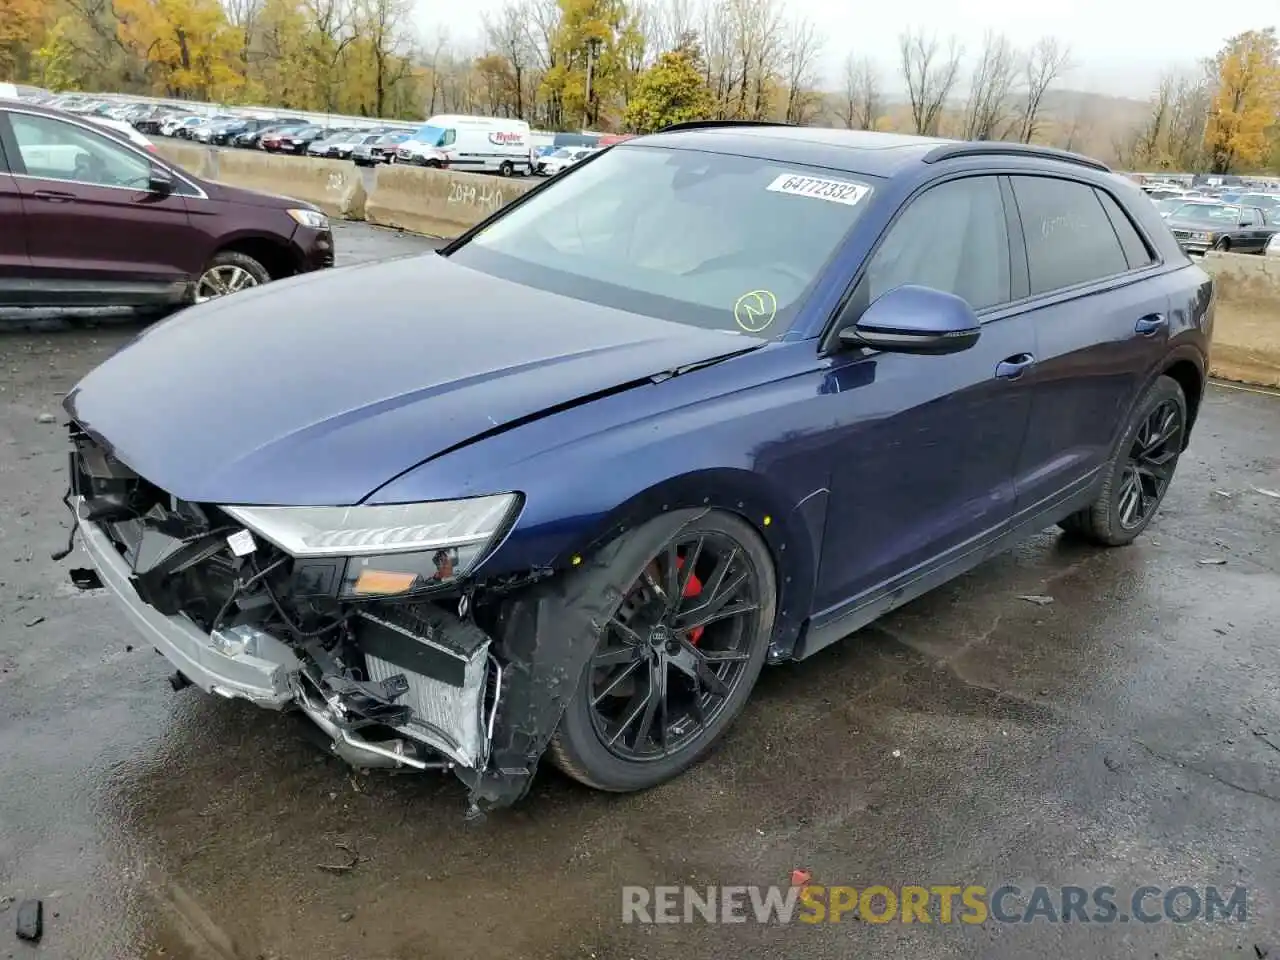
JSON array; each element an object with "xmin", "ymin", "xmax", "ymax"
[{"xmin": 352, "ymin": 569, "xmax": 419, "ymax": 595}]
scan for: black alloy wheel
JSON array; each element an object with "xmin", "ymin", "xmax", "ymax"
[
  {"xmin": 1116, "ymin": 397, "xmax": 1184, "ymax": 530},
  {"xmin": 550, "ymin": 510, "xmax": 776, "ymax": 792}
]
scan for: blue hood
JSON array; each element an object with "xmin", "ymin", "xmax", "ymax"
[{"xmin": 65, "ymin": 254, "xmax": 760, "ymax": 505}]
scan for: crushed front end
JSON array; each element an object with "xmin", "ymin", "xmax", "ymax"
[{"xmin": 66, "ymin": 425, "xmax": 569, "ymax": 814}]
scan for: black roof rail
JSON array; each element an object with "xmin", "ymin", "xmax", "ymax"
[
  {"xmin": 922, "ymin": 141, "xmax": 1110, "ymax": 173},
  {"xmin": 657, "ymin": 119, "xmax": 798, "ymax": 133}
]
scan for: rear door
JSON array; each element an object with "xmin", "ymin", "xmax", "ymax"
[
  {"xmin": 0, "ymin": 119, "xmax": 32, "ymax": 301},
  {"xmin": 1006, "ymin": 174, "xmax": 1171, "ymax": 518},
  {"xmin": 0, "ymin": 109, "xmax": 198, "ymax": 293}
]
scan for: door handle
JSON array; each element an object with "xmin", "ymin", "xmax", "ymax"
[
  {"xmin": 1135, "ymin": 313, "xmax": 1168, "ymax": 336},
  {"xmin": 31, "ymin": 189, "xmax": 76, "ymax": 203},
  {"xmin": 994, "ymin": 353, "xmax": 1036, "ymax": 380}
]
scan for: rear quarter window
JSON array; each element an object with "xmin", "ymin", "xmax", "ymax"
[
  {"xmin": 1011, "ymin": 176, "xmax": 1130, "ymax": 295},
  {"xmin": 1094, "ymin": 189, "xmax": 1155, "ymax": 269}
]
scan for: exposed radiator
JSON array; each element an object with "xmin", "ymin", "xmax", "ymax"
[{"xmin": 357, "ymin": 608, "xmax": 491, "ymax": 768}]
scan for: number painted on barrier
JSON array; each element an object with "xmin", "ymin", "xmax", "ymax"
[{"xmin": 447, "ymin": 181, "xmax": 504, "ymax": 213}]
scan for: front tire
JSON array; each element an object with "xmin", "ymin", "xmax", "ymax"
[
  {"xmin": 193, "ymin": 250, "xmax": 271, "ymax": 304},
  {"xmin": 1059, "ymin": 375, "xmax": 1187, "ymax": 546},
  {"xmin": 549, "ymin": 510, "xmax": 776, "ymax": 793}
]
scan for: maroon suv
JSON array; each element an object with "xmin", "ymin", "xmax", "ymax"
[{"xmin": 0, "ymin": 101, "xmax": 334, "ymax": 312}]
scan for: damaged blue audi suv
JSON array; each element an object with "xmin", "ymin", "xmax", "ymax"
[{"xmin": 63, "ymin": 122, "xmax": 1211, "ymax": 812}]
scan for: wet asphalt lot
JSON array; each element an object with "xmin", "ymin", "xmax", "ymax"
[{"xmin": 2, "ymin": 221, "xmax": 1280, "ymax": 960}]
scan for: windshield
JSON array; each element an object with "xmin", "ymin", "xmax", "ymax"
[
  {"xmin": 1172, "ymin": 203, "xmax": 1241, "ymax": 222},
  {"xmin": 1153, "ymin": 199, "xmax": 1185, "ymax": 216},
  {"xmin": 448, "ymin": 145, "xmax": 878, "ymax": 333},
  {"xmin": 1239, "ymin": 194, "xmax": 1279, "ymax": 209},
  {"xmin": 550, "ymin": 148, "xmax": 576, "ymax": 159},
  {"xmin": 413, "ymin": 124, "xmax": 448, "ymax": 146}
]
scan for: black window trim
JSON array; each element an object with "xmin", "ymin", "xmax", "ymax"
[
  {"xmin": 818, "ymin": 170, "xmax": 1021, "ymax": 353},
  {"xmin": 0, "ymin": 107, "xmax": 207, "ymax": 199},
  {"xmin": 1093, "ymin": 185, "xmax": 1157, "ymax": 270},
  {"xmin": 1002, "ymin": 172, "xmax": 1167, "ymax": 309}
]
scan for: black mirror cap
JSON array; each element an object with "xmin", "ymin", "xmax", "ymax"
[
  {"xmin": 839, "ymin": 284, "xmax": 982, "ymax": 356},
  {"xmin": 149, "ymin": 166, "xmax": 175, "ymax": 194}
]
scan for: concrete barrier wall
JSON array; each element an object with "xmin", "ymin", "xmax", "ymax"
[
  {"xmin": 365, "ymin": 165, "xmax": 535, "ymax": 238},
  {"xmin": 153, "ymin": 141, "xmax": 215, "ymax": 179},
  {"xmin": 212, "ymin": 150, "xmax": 366, "ymax": 219},
  {"xmin": 1202, "ymin": 252, "xmax": 1280, "ymax": 388}
]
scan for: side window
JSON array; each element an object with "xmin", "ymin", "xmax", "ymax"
[
  {"xmin": 9, "ymin": 112, "xmax": 149, "ymax": 188},
  {"xmin": 865, "ymin": 176, "xmax": 1010, "ymax": 311},
  {"xmin": 442, "ymin": 129, "xmax": 457, "ymax": 147},
  {"xmin": 1011, "ymin": 176, "xmax": 1129, "ymax": 295},
  {"xmin": 1094, "ymin": 189, "xmax": 1155, "ymax": 269}
]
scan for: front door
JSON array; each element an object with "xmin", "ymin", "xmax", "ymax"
[
  {"xmin": 0, "ymin": 109, "xmax": 196, "ymax": 294},
  {"xmin": 814, "ymin": 174, "xmax": 1036, "ymax": 613},
  {"xmin": 0, "ymin": 137, "xmax": 32, "ymax": 299},
  {"xmin": 1005, "ymin": 175, "xmax": 1173, "ymax": 516}
]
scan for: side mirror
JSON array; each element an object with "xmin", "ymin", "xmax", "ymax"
[
  {"xmin": 838, "ymin": 284, "xmax": 981, "ymax": 356},
  {"xmin": 149, "ymin": 165, "xmax": 175, "ymax": 195}
]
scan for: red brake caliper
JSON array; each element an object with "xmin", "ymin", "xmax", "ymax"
[{"xmin": 676, "ymin": 555, "xmax": 705, "ymax": 644}]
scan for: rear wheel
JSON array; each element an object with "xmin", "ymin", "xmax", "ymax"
[
  {"xmin": 549, "ymin": 510, "xmax": 776, "ymax": 793},
  {"xmin": 498, "ymin": 160, "xmax": 515, "ymax": 177},
  {"xmin": 194, "ymin": 250, "xmax": 271, "ymax": 304},
  {"xmin": 1059, "ymin": 375, "xmax": 1187, "ymax": 546}
]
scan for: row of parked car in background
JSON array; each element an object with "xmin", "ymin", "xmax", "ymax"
[
  {"xmin": 24, "ymin": 90, "xmax": 627, "ymax": 180},
  {"xmin": 1139, "ymin": 178, "xmax": 1280, "ymax": 258}
]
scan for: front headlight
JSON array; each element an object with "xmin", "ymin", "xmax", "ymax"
[
  {"xmin": 287, "ymin": 208, "xmax": 330, "ymax": 230},
  {"xmin": 222, "ymin": 495, "xmax": 520, "ymax": 596}
]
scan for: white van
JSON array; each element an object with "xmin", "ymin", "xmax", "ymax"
[{"xmin": 396, "ymin": 115, "xmax": 533, "ymax": 176}]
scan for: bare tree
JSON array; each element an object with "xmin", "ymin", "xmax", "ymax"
[
  {"xmin": 700, "ymin": 0, "xmax": 734, "ymax": 116},
  {"xmin": 961, "ymin": 31, "xmax": 1017, "ymax": 139},
  {"xmin": 1059, "ymin": 103, "xmax": 1092, "ymax": 152},
  {"xmin": 483, "ymin": 0, "xmax": 534, "ymax": 118},
  {"xmin": 782, "ymin": 16, "xmax": 823, "ymax": 123},
  {"xmin": 221, "ymin": 0, "xmax": 265, "ymax": 67},
  {"xmin": 650, "ymin": 0, "xmax": 696, "ymax": 53},
  {"xmin": 839, "ymin": 52, "xmax": 880, "ymax": 129},
  {"xmin": 1164, "ymin": 67, "xmax": 1212, "ymax": 170},
  {"xmin": 355, "ymin": 0, "xmax": 412, "ymax": 118},
  {"xmin": 1016, "ymin": 36, "xmax": 1071, "ymax": 143},
  {"xmin": 899, "ymin": 29, "xmax": 962, "ymax": 136}
]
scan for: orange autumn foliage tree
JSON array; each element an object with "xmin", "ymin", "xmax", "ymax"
[
  {"xmin": 114, "ymin": 0, "xmax": 245, "ymax": 99},
  {"xmin": 0, "ymin": 0, "xmax": 47, "ymax": 79},
  {"xmin": 1204, "ymin": 28, "xmax": 1280, "ymax": 173}
]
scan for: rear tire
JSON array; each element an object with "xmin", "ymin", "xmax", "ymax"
[
  {"xmin": 498, "ymin": 160, "xmax": 514, "ymax": 177},
  {"xmin": 1058, "ymin": 375, "xmax": 1187, "ymax": 546},
  {"xmin": 548, "ymin": 510, "xmax": 776, "ymax": 793}
]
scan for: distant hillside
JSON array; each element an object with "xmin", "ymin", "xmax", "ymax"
[{"xmin": 818, "ymin": 87, "xmax": 1154, "ymax": 165}]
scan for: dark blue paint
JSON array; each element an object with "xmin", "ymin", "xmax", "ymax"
[{"xmin": 65, "ymin": 129, "xmax": 1212, "ymax": 661}]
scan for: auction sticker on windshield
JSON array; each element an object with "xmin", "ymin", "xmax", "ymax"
[{"xmin": 766, "ymin": 173, "xmax": 870, "ymax": 206}]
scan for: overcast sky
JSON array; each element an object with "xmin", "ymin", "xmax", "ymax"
[{"xmin": 419, "ymin": 0, "xmax": 1261, "ymax": 99}]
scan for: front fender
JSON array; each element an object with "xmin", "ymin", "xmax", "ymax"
[{"xmin": 558, "ymin": 468, "xmax": 824, "ymax": 660}]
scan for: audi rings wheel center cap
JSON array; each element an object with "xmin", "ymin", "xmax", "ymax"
[{"xmin": 648, "ymin": 624, "xmax": 672, "ymax": 649}]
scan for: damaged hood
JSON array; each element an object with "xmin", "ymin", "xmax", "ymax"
[{"xmin": 65, "ymin": 254, "xmax": 759, "ymax": 505}]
